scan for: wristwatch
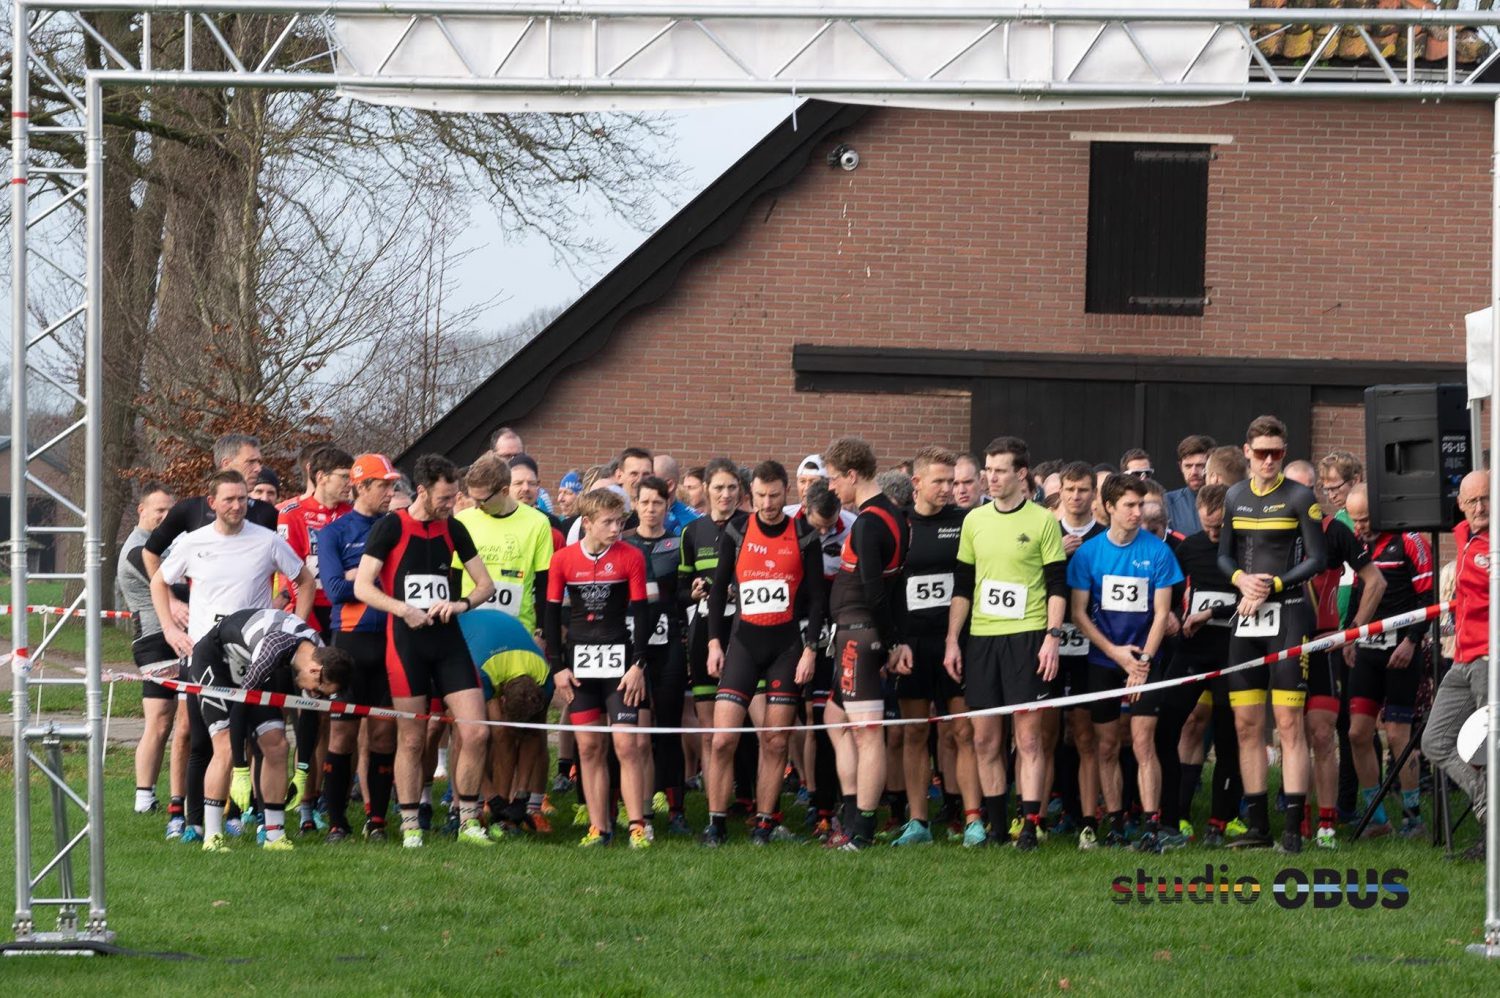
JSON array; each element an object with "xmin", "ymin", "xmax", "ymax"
[{"xmin": 1045, "ymin": 627, "xmax": 1066, "ymax": 640}]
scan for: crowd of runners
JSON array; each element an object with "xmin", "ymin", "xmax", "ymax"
[{"xmin": 113, "ymin": 415, "xmax": 1491, "ymax": 858}]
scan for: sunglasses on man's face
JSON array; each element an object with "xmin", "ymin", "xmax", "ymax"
[
  {"xmin": 1250, "ymin": 448, "xmax": 1285, "ymax": 462},
  {"xmin": 1128, "ymin": 468, "xmax": 1154, "ymax": 479}
]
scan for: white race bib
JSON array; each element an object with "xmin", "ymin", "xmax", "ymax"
[
  {"xmin": 739, "ymin": 581, "xmax": 790, "ymax": 616},
  {"xmin": 1357, "ymin": 628, "xmax": 1398, "ymax": 650},
  {"xmin": 646, "ymin": 580, "xmax": 661, "ymax": 602},
  {"xmin": 306, "ymin": 554, "xmax": 321, "ymax": 589},
  {"xmin": 697, "ymin": 597, "xmax": 735, "ymax": 619},
  {"xmin": 485, "ymin": 579, "xmax": 523, "ymax": 617},
  {"xmin": 978, "ymin": 579, "xmax": 1027, "ymax": 620},
  {"xmin": 906, "ymin": 573, "xmax": 954, "ymax": 612},
  {"xmin": 1101, "ymin": 575, "xmax": 1148, "ymax": 613},
  {"xmin": 648, "ymin": 613, "xmax": 670, "ymax": 646},
  {"xmin": 1058, "ymin": 623, "xmax": 1090, "ymax": 657},
  {"xmin": 1190, "ymin": 590, "xmax": 1236, "ymax": 628},
  {"xmin": 573, "ymin": 643, "xmax": 626, "ymax": 679},
  {"xmin": 403, "ymin": 574, "xmax": 448, "ymax": 610},
  {"xmin": 1234, "ymin": 602, "xmax": 1281, "ymax": 638}
]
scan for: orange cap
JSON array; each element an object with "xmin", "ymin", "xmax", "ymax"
[{"xmin": 350, "ymin": 453, "xmax": 401, "ymax": 485}]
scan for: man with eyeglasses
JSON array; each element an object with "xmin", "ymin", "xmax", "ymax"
[
  {"xmin": 1421, "ymin": 470, "xmax": 1491, "ymax": 860},
  {"xmin": 1164, "ymin": 435, "xmax": 1216, "ymax": 535},
  {"xmin": 1217, "ymin": 414, "xmax": 1326, "ymax": 852}
]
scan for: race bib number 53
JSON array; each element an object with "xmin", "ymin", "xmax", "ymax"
[
  {"xmin": 403, "ymin": 574, "xmax": 448, "ymax": 610},
  {"xmin": 1101, "ymin": 575, "xmax": 1148, "ymax": 613},
  {"xmin": 978, "ymin": 579, "xmax": 1026, "ymax": 620}
]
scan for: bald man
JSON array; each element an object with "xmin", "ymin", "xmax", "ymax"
[
  {"xmin": 1342, "ymin": 483, "xmax": 1432, "ymax": 838},
  {"xmin": 653, "ymin": 454, "xmax": 702, "ymax": 536},
  {"xmin": 1421, "ymin": 469, "xmax": 1490, "ymax": 860}
]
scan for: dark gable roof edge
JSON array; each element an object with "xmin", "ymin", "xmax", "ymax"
[{"xmin": 398, "ymin": 99, "xmax": 870, "ymax": 467}]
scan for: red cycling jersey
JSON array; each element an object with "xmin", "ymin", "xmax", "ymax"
[{"xmin": 278, "ymin": 496, "xmax": 352, "ymax": 614}]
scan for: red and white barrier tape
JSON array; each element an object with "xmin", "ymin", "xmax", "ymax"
[
  {"xmin": 91, "ymin": 603, "xmax": 1445, "ymax": 736},
  {"xmin": 1, "ymin": 604, "xmax": 133, "ymax": 620}
]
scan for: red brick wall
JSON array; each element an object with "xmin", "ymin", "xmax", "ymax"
[
  {"xmin": 1310, "ymin": 403, "xmax": 1366, "ymax": 464},
  {"xmin": 511, "ymin": 100, "xmax": 1485, "ymax": 479}
]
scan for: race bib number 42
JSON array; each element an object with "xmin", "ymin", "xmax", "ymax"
[
  {"xmin": 573, "ymin": 643, "xmax": 626, "ymax": 679},
  {"xmin": 403, "ymin": 574, "xmax": 448, "ymax": 610},
  {"xmin": 906, "ymin": 573, "xmax": 954, "ymax": 611},
  {"xmin": 1190, "ymin": 590, "xmax": 1236, "ymax": 627},
  {"xmin": 978, "ymin": 579, "xmax": 1026, "ymax": 620},
  {"xmin": 1235, "ymin": 602, "xmax": 1281, "ymax": 638},
  {"xmin": 1101, "ymin": 575, "xmax": 1148, "ymax": 613},
  {"xmin": 739, "ymin": 581, "xmax": 790, "ymax": 615}
]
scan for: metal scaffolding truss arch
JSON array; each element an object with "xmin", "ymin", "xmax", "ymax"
[{"xmin": 7, "ymin": 1, "xmax": 1500, "ymax": 954}]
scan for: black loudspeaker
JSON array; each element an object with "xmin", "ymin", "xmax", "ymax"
[{"xmin": 1363, "ymin": 384, "xmax": 1471, "ymax": 532}]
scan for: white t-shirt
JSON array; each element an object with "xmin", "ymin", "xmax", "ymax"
[{"xmin": 158, "ymin": 521, "xmax": 304, "ymax": 641}]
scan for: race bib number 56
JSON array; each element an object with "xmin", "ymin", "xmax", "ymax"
[{"xmin": 978, "ymin": 579, "xmax": 1026, "ymax": 620}]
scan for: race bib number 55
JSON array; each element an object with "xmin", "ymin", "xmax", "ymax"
[{"xmin": 906, "ymin": 573, "xmax": 954, "ymax": 611}]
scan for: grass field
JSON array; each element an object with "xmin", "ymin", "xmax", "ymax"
[
  {"xmin": 2, "ymin": 744, "xmax": 1496, "ymax": 994},
  {"xmin": 2, "ymin": 579, "xmax": 143, "ymax": 719}
]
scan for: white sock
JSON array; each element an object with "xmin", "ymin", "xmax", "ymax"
[
  {"xmin": 135, "ymin": 788, "xmax": 157, "ymax": 811},
  {"xmin": 420, "ymin": 784, "xmax": 433, "ymax": 806},
  {"xmin": 264, "ymin": 807, "xmax": 286, "ymax": 842},
  {"xmin": 528, "ymin": 792, "xmax": 545, "ymax": 811},
  {"xmin": 205, "ymin": 800, "xmax": 225, "ymax": 837},
  {"xmin": 436, "ymin": 747, "xmax": 448, "ymax": 771}
]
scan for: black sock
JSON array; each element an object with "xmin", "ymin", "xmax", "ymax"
[
  {"xmin": 943, "ymin": 791, "xmax": 961, "ymax": 819},
  {"xmin": 1108, "ymin": 810, "xmax": 1126, "ymax": 835},
  {"xmin": 889, "ymin": 790, "xmax": 908, "ymax": 824},
  {"xmin": 1178, "ymin": 763, "xmax": 1204, "ymax": 822},
  {"xmin": 983, "ymin": 794, "xmax": 1009, "ymax": 839},
  {"xmin": 1246, "ymin": 792, "xmax": 1269, "ymax": 835},
  {"xmin": 367, "ymin": 751, "xmax": 395, "ymax": 822},
  {"xmin": 558, "ymin": 756, "xmax": 574, "ymax": 778},
  {"xmin": 856, "ymin": 809, "xmax": 877, "ymax": 841},
  {"xmin": 1022, "ymin": 800, "xmax": 1041, "ymax": 832},
  {"xmin": 322, "ymin": 751, "xmax": 353, "ymax": 831},
  {"xmin": 1285, "ymin": 793, "xmax": 1306, "ymax": 835},
  {"xmin": 840, "ymin": 794, "xmax": 857, "ymax": 830},
  {"xmin": 710, "ymin": 811, "xmax": 727, "ymax": 835},
  {"xmin": 1082, "ymin": 814, "xmax": 1099, "ymax": 831}
]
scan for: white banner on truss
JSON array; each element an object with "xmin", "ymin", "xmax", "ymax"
[{"xmin": 334, "ymin": 0, "xmax": 1251, "ymax": 112}]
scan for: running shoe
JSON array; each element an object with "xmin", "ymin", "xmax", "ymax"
[
  {"xmin": 1202, "ymin": 826, "xmax": 1226, "ymax": 848},
  {"xmin": 1077, "ymin": 827, "xmax": 1098, "ymax": 851},
  {"xmin": 891, "ymin": 820, "xmax": 934, "ymax": 847},
  {"xmin": 486, "ymin": 822, "xmax": 508, "ymax": 843},
  {"xmin": 180, "ymin": 825, "xmax": 202, "ymax": 845},
  {"xmin": 262, "ymin": 835, "xmax": 294, "ymax": 852},
  {"xmin": 836, "ymin": 836, "xmax": 872, "ymax": 852},
  {"xmin": 225, "ymin": 817, "xmax": 244, "ymax": 838},
  {"xmin": 527, "ymin": 813, "xmax": 554, "ymax": 835},
  {"xmin": 201, "ymin": 832, "xmax": 229, "ymax": 853},
  {"xmin": 699, "ymin": 825, "xmax": 726, "ymax": 848},
  {"xmin": 666, "ymin": 814, "xmax": 692, "ymax": 837},
  {"xmin": 1359, "ymin": 821, "xmax": 1394, "ymax": 840},
  {"xmin": 629, "ymin": 826, "xmax": 652, "ymax": 850},
  {"xmin": 1227, "ymin": 828, "xmax": 1273, "ymax": 850},
  {"xmin": 1276, "ymin": 830, "xmax": 1303, "ymax": 855},
  {"xmin": 1178, "ymin": 819, "xmax": 1195, "ymax": 840},
  {"xmin": 1314, "ymin": 827, "xmax": 1337, "ymax": 850},
  {"xmin": 363, "ymin": 820, "xmax": 387, "ymax": 843},
  {"xmin": 1225, "ymin": 817, "xmax": 1249, "ymax": 837},
  {"xmin": 403, "ymin": 829, "xmax": 423, "ymax": 849},
  {"xmin": 1398, "ymin": 816, "xmax": 1427, "ymax": 839},
  {"xmin": 288, "ymin": 769, "xmax": 308, "ymax": 812},
  {"xmin": 579, "ymin": 826, "xmax": 612, "ymax": 848},
  {"xmin": 325, "ymin": 826, "xmax": 352, "ymax": 845},
  {"xmin": 552, "ymin": 773, "xmax": 574, "ymax": 794},
  {"xmin": 812, "ymin": 819, "xmax": 833, "ymax": 844},
  {"xmin": 769, "ymin": 824, "xmax": 803, "ymax": 844},
  {"xmin": 135, "ymin": 795, "xmax": 160, "ymax": 815},
  {"xmin": 539, "ymin": 795, "xmax": 557, "ymax": 817},
  {"xmin": 1157, "ymin": 828, "xmax": 1191, "ymax": 851},
  {"xmin": 458, "ymin": 819, "xmax": 495, "ymax": 847},
  {"xmin": 1102, "ymin": 829, "xmax": 1129, "ymax": 848},
  {"xmin": 1015, "ymin": 826, "xmax": 1039, "ymax": 852},
  {"xmin": 165, "ymin": 816, "xmax": 186, "ymax": 840},
  {"xmin": 961, "ymin": 820, "xmax": 988, "ymax": 848},
  {"xmin": 572, "ymin": 803, "xmax": 590, "ymax": 828},
  {"xmin": 441, "ymin": 811, "xmax": 460, "ymax": 838},
  {"xmin": 1133, "ymin": 831, "xmax": 1164, "ymax": 854},
  {"xmin": 750, "ymin": 824, "xmax": 773, "ymax": 847}
]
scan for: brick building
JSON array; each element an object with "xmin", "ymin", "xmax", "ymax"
[{"xmin": 404, "ymin": 97, "xmax": 1472, "ymax": 495}]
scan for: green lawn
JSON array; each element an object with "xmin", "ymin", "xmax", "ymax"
[
  {"xmin": 2, "ymin": 579, "xmax": 142, "ymax": 718},
  {"xmin": 1, "ymin": 747, "xmax": 1495, "ymax": 994}
]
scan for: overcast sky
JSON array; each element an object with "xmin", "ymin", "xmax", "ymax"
[{"xmin": 446, "ymin": 96, "xmax": 800, "ymax": 334}]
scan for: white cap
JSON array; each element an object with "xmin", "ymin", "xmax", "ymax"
[{"xmin": 798, "ymin": 454, "xmax": 827, "ymax": 478}]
